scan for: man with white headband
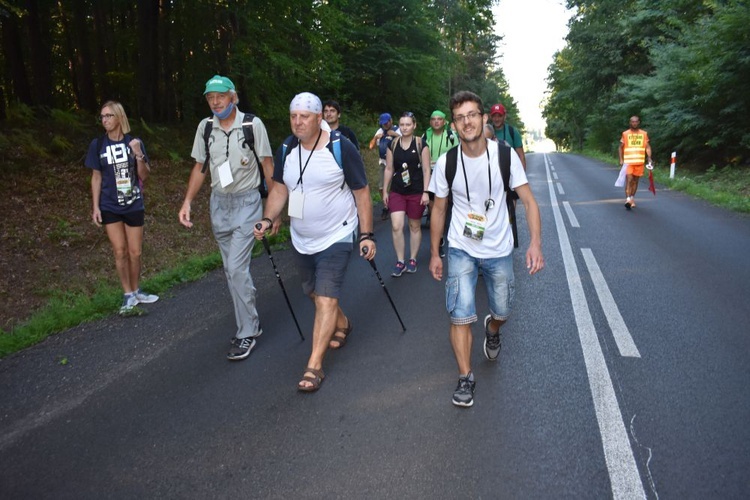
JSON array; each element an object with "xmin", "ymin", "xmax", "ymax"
[
  {"xmin": 179, "ymin": 75, "xmax": 276, "ymax": 362},
  {"xmin": 254, "ymin": 92, "xmax": 376, "ymax": 392}
]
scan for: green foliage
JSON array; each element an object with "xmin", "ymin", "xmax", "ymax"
[{"xmin": 548, "ymin": 0, "xmax": 750, "ymax": 169}]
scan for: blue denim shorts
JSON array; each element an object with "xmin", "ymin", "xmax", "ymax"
[
  {"xmin": 445, "ymin": 247, "xmax": 515, "ymax": 325},
  {"xmin": 294, "ymin": 232, "xmax": 354, "ymax": 299}
]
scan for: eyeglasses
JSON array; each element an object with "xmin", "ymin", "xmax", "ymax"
[
  {"xmin": 99, "ymin": 113, "xmax": 115, "ymax": 120},
  {"xmin": 453, "ymin": 111, "xmax": 482, "ymax": 123}
]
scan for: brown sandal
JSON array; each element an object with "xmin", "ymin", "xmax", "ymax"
[
  {"xmin": 328, "ymin": 318, "xmax": 353, "ymax": 350},
  {"xmin": 298, "ymin": 367, "xmax": 325, "ymax": 392}
]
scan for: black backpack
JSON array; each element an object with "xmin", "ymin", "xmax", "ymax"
[
  {"xmin": 201, "ymin": 113, "xmax": 268, "ymax": 198},
  {"xmin": 444, "ymin": 144, "xmax": 519, "ymax": 248}
]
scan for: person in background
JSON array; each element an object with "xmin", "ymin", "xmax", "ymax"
[
  {"xmin": 489, "ymin": 103, "xmax": 526, "ymax": 170},
  {"xmin": 179, "ymin": 75, "xmax": 275, "ymax": 361},
  {"xmin": 323, "ymin": 100, "xmax": 359, "ymax": 150},
  {"xmin": 383, "ymin": 112, "xmax": 432, "ymax": 276},
  {"xmin": 369, "ymin": 113, "xmax": 401, "ymax": 220},
  {"xmin": 85, "ymin": 100, "xmax": 159, "ymax": 315},
  {"xmin": 618, "ymin": 115, "xmax": 653, "ymax": 210}
]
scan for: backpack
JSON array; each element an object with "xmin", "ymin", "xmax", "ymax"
[
  {"xmin": 201, "ymin": 113, "xmax": 268, "ymax": 198},
  {"xmin": 445, "ymin": 143, "xmax": 519, "ymax": 248},
  {"xmin": 280, "ymin": 130, "xmax": 345, "ymax": 189}
]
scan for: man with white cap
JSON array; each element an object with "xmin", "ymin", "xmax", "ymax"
[
  {"xmin": 179, "ymin": 75, "xmax": 276, "ymax": 361},
  {"xmin": 254, "ymin": 92, "xmax": 375, "ymax": 392}
]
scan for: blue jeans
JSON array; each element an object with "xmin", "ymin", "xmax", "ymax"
[{"xmin": 445, "ymin": 247, "xmax": 515, "ymax": 325}]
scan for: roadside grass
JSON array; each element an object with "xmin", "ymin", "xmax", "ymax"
[{"xmin": 582, "ymin": 149, "xmax": 750, "ymax": 213}]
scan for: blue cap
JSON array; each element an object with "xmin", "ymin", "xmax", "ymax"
[{"xmin": 379, "ymin": 113, "xmax": 392, "ymax": 125}]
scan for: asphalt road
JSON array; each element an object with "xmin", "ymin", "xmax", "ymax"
[{"xmin": 2, "ymin": 152, "xmax": 749, "ymax": 499}]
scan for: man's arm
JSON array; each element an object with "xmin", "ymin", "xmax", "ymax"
[
  {"xmin": 513, "ymin": 183, "xmax": 544, "ymax": 275},
  {"xmin": 253, "ymin": 181, "xmax": 289, "ymax": 239},
  {"xmin": 178, "ymin": 162, "xmax": 208, "ymax": 228},
  {"xmin": 515, "ymin": 147, "xmax": 527, "ymax": 170},
  {"xmin": 428, "ymin": 195, "xmax": 448, "ymax": 281},
  {"xmin": 352, "ymin": 186, "xmax": 376, "ymax": 260},
  {"xmin": 259, "ymin": 156, "xmax": 282, "ymax": 234}
]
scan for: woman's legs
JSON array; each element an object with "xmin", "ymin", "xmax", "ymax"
[
  {"xmin": 390, "ymin": 210, "xmax": 406, "ymax": 262},
  {"xmin": 105, "ymin": 222, "xmax": 135, "ymax": 293}
]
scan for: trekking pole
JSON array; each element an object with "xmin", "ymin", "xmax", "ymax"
[
  {"xmin": 362, "ymin": 246, "xmax": 406, "ymax": 332},
  {"xmin": 255, "ymin": 224, "xmax": 305, "ymax": 341}
]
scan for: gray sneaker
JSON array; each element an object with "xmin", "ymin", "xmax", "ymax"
[
  {"xmin": 134, "ymin": 289, "xmax": 159, "ymax": 304},
  {"xmin": 227, "ymin": 336, "xmax": 257, "ymax": 361},
  {"xmin": 452, "ymin": 374, "xmax": 476, "ymax": 407},
  {"xmin": 483, "ymin": 315, "xmax": 501, "ymax": 361}
]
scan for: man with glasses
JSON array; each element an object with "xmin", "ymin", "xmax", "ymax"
[
  {"xmin": 428, "ymin": 91, "xmax": 545, "ymax": 407},
  {"xmin": 179, "ymin": 75, "xmax": 276, "ymax": 361}
]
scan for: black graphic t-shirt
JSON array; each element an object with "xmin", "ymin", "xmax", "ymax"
[{"xmin": 85, "ymin": 135, "xmax": 146, "ymax": 213}]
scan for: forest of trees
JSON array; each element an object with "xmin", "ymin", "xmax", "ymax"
[
  {"xmin": 0, "ymin": 0, "xmax": 521, "ymax": 140},
  {"xmin": 544, "ymin": 0, "xmax": 750, "ymax": 169}
]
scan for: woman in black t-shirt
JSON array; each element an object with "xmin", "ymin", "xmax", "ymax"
[{"xmin": 382, "ymin": 112, "xmax": 432, "ymax": 277}]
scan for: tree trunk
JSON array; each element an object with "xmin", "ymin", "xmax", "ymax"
[
  {"xmin": 26, "ymin": 0, "xmax": 54, "ymax": 109},
  {"xmin": 136, "ymin": 0, "xmax": 158, "ymax": 121},
  {"xmin": 1, "ymin": 11, "xmax": 33, "ymax": 106},
  {"xmin": 70, "ymin": 1, "xmax": 98, "ymax": 112}
]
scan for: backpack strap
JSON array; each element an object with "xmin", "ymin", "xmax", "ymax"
[
  {"xmin": 282, "ymin": 131, "xmax": 343, "ymax": 168},
  {"xmin": 201, "ymin": 117, "xmax": 213, "ymax": 174},
  {"xmin": 240, "ymin": 113, "xmax": 268, "ymax": 198},
  {"xmin": 445, "ymin": 146, "xmax": 459, "ymax": 191},
  {"xmin": 498, "ymin": 144, "xmax": 519, "ymax": 248}
]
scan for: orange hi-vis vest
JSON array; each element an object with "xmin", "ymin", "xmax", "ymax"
[{"xmin": 621, "ymin": 129, "xmax": 649, "ymax": 166}]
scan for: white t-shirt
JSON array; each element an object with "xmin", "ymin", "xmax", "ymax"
[
  {"xmin": 282, "ymin": 143, "xmax": 358, "ymax": 254},
  {"xmin": 429, "ymin": 139, "xmax": 527, "ymax": 258}
]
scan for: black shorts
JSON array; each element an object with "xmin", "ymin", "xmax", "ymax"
[{"xmin": 101, "ymin": 210, "xmax": 145, "ymax": 227}]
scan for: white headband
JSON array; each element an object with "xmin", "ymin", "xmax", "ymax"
[{"xmin": 289, "ymin": 92, "xmax": 322, "ymax": 114}]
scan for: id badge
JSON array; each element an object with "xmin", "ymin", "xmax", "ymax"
[
  {"xmin": 463, "ymin": 211, "xmax": 487, "ymax": 241},
  {"xmin": 116, "ymin": 177, "xmax": 132, "ymax": 197},
  {"xmin": 218, "ymin": 160, "xmax": 234, "ymax": 188},
  {"xmin": 288, "ymin": 189, "xmax": 305, "ymax": 219},
  {"xmin": 400, "ymin": 163, "xmax": 411, "ymax": 186}
]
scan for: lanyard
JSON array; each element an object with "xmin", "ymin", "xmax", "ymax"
[
  {"xmin": 295, "ymin": 129, "xmax": 322, "ymax": 188},
  {"xmin": 459, "ymin": 145, "xmax": 493, "ymax": 213}
]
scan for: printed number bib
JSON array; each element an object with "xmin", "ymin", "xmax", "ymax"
[
  {"xmin": 116, "ymin": 176, "xmax": 132, "ymax": 197},
  {"xmin": 462, "ymin": 211, "xmax": 487, "ymax": 241},
  {"xmin": 400, "ymin": 163, "xmax": 411, "ymax": 186}
]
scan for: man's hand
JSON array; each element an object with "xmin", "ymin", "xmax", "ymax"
[
  {"xmin": 179, "ymin": 201, "xmax": 193, "ymax": 228},
  {"xmin": 525, "ymin": 243, "xmax": 545, "ymax": 275},
  {"xmin": 429, "ymin": 254, "xmax": 443, "ymax": 281},
  {"xmin": 360, "ymin": 240, "xmax": 376, "ymax": 261}
]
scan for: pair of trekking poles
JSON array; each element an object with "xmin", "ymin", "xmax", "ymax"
[{"xmin": 255, "ymin": 223, "xmax": 406, "ymax": 341}]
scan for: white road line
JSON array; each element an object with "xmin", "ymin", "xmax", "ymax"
[
  {"xmin": 553, "ymin": 171, "xmax": 559, "ymax": 180},
  {"xmin": 544, "ymin": 154, "xmax": 645, "ymax": 499},
  {"xmin": 557, "ymin": 183, "xmax": 565, "ymax": 195},
  {"xmin": 581, "ymin": 248, "xmax": 641, "ymax": 358},
  {"xmin": 562, "ymin": 201, "xmax": 580, "ymax": 228}
]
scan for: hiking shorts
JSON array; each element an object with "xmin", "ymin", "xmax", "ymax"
[
  {"xmin": 294, "ymin": 232, "xmax": 354, "ymax": 299},
  {"xmin": 445, "ymin": 247, "xmax": 515, "ymax": 325},
  {"xmin": 626, "ymin": 163, "xmax": 645, "ymax": 177},
  {"xmin": 101, "ymin": 210, "xmax": 145, "ymax": 227},
  {"xmin": 388, "ymin": 192, "xmax": 424, "ymax": 220}
]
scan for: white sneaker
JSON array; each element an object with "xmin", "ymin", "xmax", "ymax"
[
  {"xmin": 134, "ymin": 289, "xmax": 159, "ymax": 304},
  {"xmin": 119, "ymin": 294, "xmax": 138, "ymax": 315}
]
